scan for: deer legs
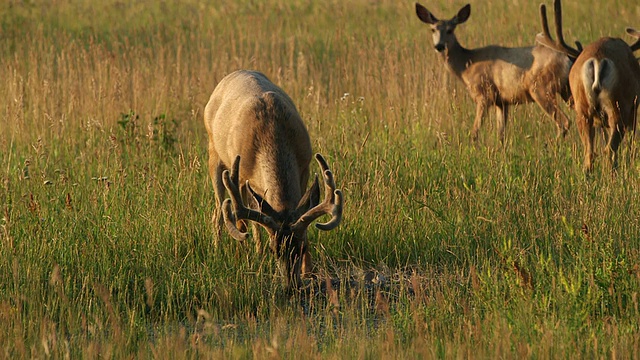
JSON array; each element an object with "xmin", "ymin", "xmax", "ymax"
[
  {"xmin": 495, "ymin": 104, "xmax": 508, "ymax": 145},
  {"xmin": 531, "ymin": 90, "xmax": 570, "ymax": 139},
  {"xmin": 471, "ymin": 101, "xmax": 509, "ymax": 145},
  {"xmin": 604, "ymin": 106, "xmax": 627, "ymax": 171},
  {"xmin": 209, "ymin": 151, "xmax": 226, "ymax": 247},
  {"xmin": 576, "ymin": 113, "xmax": 596, "ymax": 173},
  {"xmin": 471, "ymin": 101, "xmax": 488, "ymax": 143},
  {"xmin": 577, "ymin": 110, "xmax": 624, "ymax": 173},
  {"xmin": 578, "ymin": 104, "xmax": 631, "ymax": 173}
]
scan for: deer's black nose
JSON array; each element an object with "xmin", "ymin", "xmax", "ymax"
[{"xmin": 434, "ymin": 44, "xmax": 445, "ymax": 52}]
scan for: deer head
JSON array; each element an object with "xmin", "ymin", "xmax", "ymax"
[
  {"xmin": 415, "ymin": 3, "xmax": 471, "ymax": 53},
  {"xmin": 221, "ymin": 153, "xmax": 343, "ymax": 290}
]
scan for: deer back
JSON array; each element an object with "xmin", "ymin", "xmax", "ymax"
[
  {"xmin": 460, "ymin": 45, "xmax": 571, "ymax": 104},
  {"xmin": 204, "ymin": 70, "xmax": 312, "ymax": 211}
]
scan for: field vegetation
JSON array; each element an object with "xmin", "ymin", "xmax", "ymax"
[{"xmin": 1, "ymin": 0, "xmax": 640, "ymax": 357}]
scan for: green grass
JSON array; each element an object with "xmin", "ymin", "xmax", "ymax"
[{"xmin": 2, "ymin": 0, "xmax": 640, "ymax": 358}]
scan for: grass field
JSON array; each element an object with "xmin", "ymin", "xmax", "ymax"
[{"xmin": 2, "ymin": 0, "xmax": 640, "ymax": 358}]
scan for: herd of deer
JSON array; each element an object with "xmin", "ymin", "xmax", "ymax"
[
  {"xmin": 416, "ymin": 0, "xmax": 640, "ymax": 171},
  {"xmin": 204, "ymin": 0, "xmax": 640, "ymax": 290}
]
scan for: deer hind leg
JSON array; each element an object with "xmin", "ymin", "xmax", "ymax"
[
  {"xmin": 605, "ymin": 107, "xmax": 626, "ymax": 171},
  {"xmin": 208, "ymin": 150, "xmax": 226, "ymax": 247},
  {"xmin": 576, "ymin": 112, "xmax": 595, "ymax": 173},
  {"xmin": 471, "ymin": 101, "xmax": 488, "ymax": 143},
  {"xmin": 606, "ymin": 126, "xmax": 624, "ymax": 171},
  {"xmin": 532, "ymin": 90, "xmax": 569, "ymax": 139},
  {"xmin": 495, "ymin": 104, "xmax": 509, "ymax": 146}
]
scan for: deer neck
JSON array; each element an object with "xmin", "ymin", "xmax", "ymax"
[
  {"xmin": 441, "ymin": 41, "xmax": 472, "ymax": 80},
  {"xmin": 256, "ymin": 152, "xmax": 303, "ymax": 213}
]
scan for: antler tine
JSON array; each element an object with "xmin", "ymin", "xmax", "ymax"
[
  {"xmin": 221, "ymin": 199, "xmax": 248, "ymax": 241},
  {"xmin": 626, "ymin": 27, "xmax": 640, "ymax": 52},
  {"xmin": 538, "ymin": 4, "xmax": 553, "ymax": 44},
  {"xmin": 314, "ymin": 168, "xmax": 343, "ymax": 230},
  {"xmin": 536, "ymin": 0, "xmax": 581, "ymax": 58},
  {"xmin": 552, "ymin": 0, "xmax": 580, "ymax": 57},
  {"xmin": 314, "ymin": 152, "xmax": 330, "ymax": 173},
  {"xmin": 552, "ymin": 0, "xmax": 566, "ymax": 47},
  {"xmin": 221, "ymin": 156, "xmax": 277, "ymax": 240},
  {"xmin": 315, "ymin": 188, "xmax": 343, "ymax": 231},
  {"xmin": 292, "ymin": 154, "xmax": 343, "ymax": 231},
  {"xmin": 536, "ymin": 4, "xmax": 562, "ymax": 53}
]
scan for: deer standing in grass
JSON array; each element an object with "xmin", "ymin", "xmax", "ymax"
[
  {"xmin": 204, "ymin": 70, "xmax": 343, "ymax": 290},
  {"xmin": 536, "ymin": 0, "xmax": 640, "ymax": 172},
  {"xmin": 415, "ymin": 3, "xmax": 573, "ymax": 144}
]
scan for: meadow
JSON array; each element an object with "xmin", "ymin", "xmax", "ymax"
[{"xmin": 1, "ymin": 0, "xmax": 640, "ymax": 358}]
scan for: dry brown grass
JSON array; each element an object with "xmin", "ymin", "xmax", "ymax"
[{"xmin": 2, "ymin": 0, "xmax": 640, "ymax": 357}]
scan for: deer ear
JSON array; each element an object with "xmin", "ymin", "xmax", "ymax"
[
  {"xmin": 627, "ymin": 27, "xmax": 640, "ymax": 52},
  {"xmin": 454, "ymin": 4, "xmax": 471, "ymax": 24},
  {"xmin": 415, "ymin": 3, "xmax": 438, "ymax": 25},
  {"xmin": 627, "ymin": 27, "xmax": 640, "ymax": 38}
]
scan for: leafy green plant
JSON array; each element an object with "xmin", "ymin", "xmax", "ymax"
[{"xmin": 150, "ymin": 113, "xmax": 179, "ymax": 155}]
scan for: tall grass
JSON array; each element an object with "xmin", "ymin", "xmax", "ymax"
[{"xmin": 2, "ymin": 0, "xmax": 640, "ymax": 357}]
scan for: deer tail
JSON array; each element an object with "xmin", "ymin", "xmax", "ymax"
[{"xmin": 582, "ymin": 58, "xmax": 617, "ymax": 111}]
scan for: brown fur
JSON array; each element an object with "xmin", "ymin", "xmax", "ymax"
[
  {"xmin": 569, "ymin": 38, "xmax": 640, "ymax": 172},
  {"xmin": 204, "ymin": 70, "xmax": 313, "ymax": 287},
  {"xmin": 415, "ymin": 3, "xmax": 572, "ymax": 144},
  {"xmin": 537, "ymin": 0, "xmax": 640, "ymax": 172}
]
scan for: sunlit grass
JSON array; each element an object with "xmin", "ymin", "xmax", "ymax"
[{"xmin": 1, "ymin": 0, "xmax": 640, "ymax": 357}]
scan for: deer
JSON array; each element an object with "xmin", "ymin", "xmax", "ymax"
[
  {"xmin": 415, "ymin": 2, "xmax": 573, "ymax": 145},
  {"xmin": 204, "ymin": 70, "xmax": 343, "ymax": 290},
  {"xmin": 536, "ymin": 0, "xmax": 640, "ymax": 172}
]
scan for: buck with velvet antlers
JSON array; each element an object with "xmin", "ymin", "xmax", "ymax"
[
  {"xmin": 537, "ymin": 0, "xmax": 640, "ymax": 172},
  {"xmin": 415, "ymin": 2, "xmax": 572, "ymax": 144},
  {"xmin": 204, "ymin": 70, "xmax": 343, "ymax": 290}
]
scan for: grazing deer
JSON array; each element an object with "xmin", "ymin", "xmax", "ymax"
[
  {"xmin": 204, "ymin": 70, "xmax": 343, "ymax": 289},
  {"xmin": 415, "ymin": 2, "xmax": 573, "ymax": 144},
  {"xmin": 537, "ymin": 0, "xmax": 640, "ymax": 172}
]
